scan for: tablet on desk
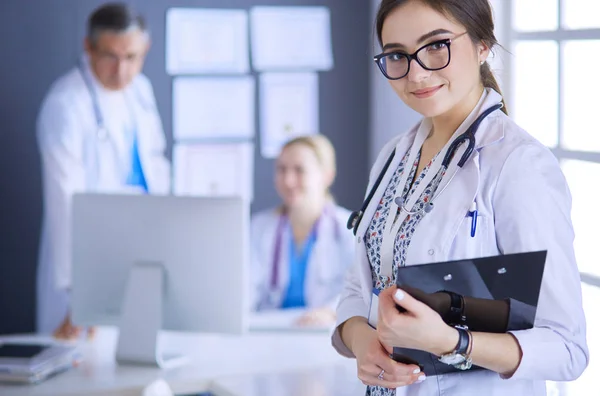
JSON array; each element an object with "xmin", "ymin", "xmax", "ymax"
[
  {"xmin": 0, "ymin": 342, "xmax": 79, "ymax": 384},
  {"xmin": 0, "ymin": 344, "xmax": 47, "ymax": 360}
]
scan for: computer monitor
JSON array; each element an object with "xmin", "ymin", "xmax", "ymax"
[{"xmin": 71, "ymin": 194, "xmax": 249, "ymax": 368}]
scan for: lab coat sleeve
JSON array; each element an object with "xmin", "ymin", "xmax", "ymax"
[
  {"xmin": 37, "ymin": 94, "xmax": 86, "ymax": 290},
  {"xmin": 249, "ymin": 214, "xmax": 268, "ymax": 311},
  {"xmin": 323, "ymin": 222, "xmax": 356, "ymax": 312},
  {"xmin": 331, "ymin": 253, "xmax": 368, "ymax": 358},
  {"xmin": 331, "ymin": 138, "xmax": 400, "ymax": 358},
  {"xmin": 493, "ymin": 143, "xmax": 589, "ymax": 381}
]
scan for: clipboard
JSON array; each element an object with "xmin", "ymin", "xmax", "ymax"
[{"xmin": 393, "ymin": 250, "xmax": 547, "ymax": 376}]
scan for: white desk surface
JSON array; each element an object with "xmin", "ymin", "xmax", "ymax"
[
  {"xmin": 0, "ymin": 327, "xmax": 364, "ymax": 396},
  {"xmin": 213, "ymin": 365, "xmax": 366, "ymax": 396}
]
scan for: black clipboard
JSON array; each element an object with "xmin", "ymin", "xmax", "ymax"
[{"xmin": 393, "ymin": 250, "xmax": 547, "ymax": 376}]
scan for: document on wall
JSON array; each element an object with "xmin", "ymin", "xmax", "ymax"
[
  {"xmin": 173, "ymin": 76, "xmax": 255, "ymax": 140},
  {"xmin": 250, "ymin": 6, "xmax": 333, "ymax": 71},
  {"xmin": 166, "ymin": 8, "xmax": 249, "ymax": 75},
  {"xmin": 259, "ymin": 72, "xmax": 319, "ymax": 158},
  {"xmin": 173, "ymin": 142, "xmax": 254, "ymax": 201}
]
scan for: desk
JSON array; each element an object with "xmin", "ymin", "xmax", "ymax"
[
  {"xmin": 0, "ymin": 327, "xmax": 364, "ymax": 396},
  {"xmin": 213, "ymin": 366, "xmax": 366, "ymax": 396}
]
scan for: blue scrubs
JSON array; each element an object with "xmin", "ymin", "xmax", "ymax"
[
  {"xmin": 281, "ymin": 228, "xmax": 317, "ymax": 309},
  {"xmin": 125, "ymin": 132, "xmax": 148, "ymax": 192}
]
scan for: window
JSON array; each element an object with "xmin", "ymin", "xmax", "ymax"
[
  {"xmin": 547, "ymin": 283, "xmax": 599, "ymax": 395},
  {"xmin": 509, "ymin": 0, "xmax": 600, "ymax": 282}
]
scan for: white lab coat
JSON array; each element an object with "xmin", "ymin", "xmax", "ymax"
[
  {"xmin": 250, "ymin": 205, "xmax": 356, "ymax": 311},
  {"xmin": 36, "ymin": 56, "xmax": 170, "ymax": 334},
  {"xmin": 332, "ymin": 89, "xmax": 589, "ymax": 395}
]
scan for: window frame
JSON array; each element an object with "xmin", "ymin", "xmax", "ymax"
[{"xmin": 505, "ymin": 0, "xmax": 600, "ymax": 288}]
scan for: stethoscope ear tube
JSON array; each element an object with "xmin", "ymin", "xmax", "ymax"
[
  {"xmin": 79, "ymin": 58, "xmax": 145, "ymax": 144},
  {"xmin": 442, "ymin": 103, "xmax": 503, "ymax": 169},
  {"xmin": 346, "ymin": 148, "xmax": 397, "ymax": 235},
  {"xmin": 348, "ymin": 102, "xmax": 503, "ymax": 235}
]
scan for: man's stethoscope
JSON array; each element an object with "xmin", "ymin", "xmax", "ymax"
[
  {"xmin": 347, "ymin": 102, "xmax": 503, "ymax": 237},
  {"xmin": 78, "ymin": 60, "xmax": 111, "ymax": 142},
  {"xmin": 78, "ymin": 59, "xmax": 142, "ymax": 143}
]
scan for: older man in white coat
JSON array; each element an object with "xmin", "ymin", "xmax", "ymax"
[{"xmin": 36, "ymin": 3, "xmax": 170, "ymax": 339}]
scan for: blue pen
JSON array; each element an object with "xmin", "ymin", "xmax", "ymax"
[{"xmin": 468, "ymin": 202, "xmax": 477, "ymax": 237}]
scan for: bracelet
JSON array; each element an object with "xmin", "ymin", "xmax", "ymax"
[
  {"xmin": 439, "ymin": 290, "xmax": 466, "ymax": 326},
  {"xmin": 466, "ymin": 330, "xmax": 473, "ymax": 357}
]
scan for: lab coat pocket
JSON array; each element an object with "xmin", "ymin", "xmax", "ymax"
[{"xmin": 448, "ymin": 214, "xmax": 488, "ymax": 260}]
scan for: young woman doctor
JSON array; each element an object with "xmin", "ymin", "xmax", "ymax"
[
  {"xmin": 251, "ymin": 135, "xmax": 355, "ymax": 326},
  {"xmin": 333, "ymin": 1, "xmax": 588, "ymax": 395}
]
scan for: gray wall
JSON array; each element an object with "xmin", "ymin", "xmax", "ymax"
[
  {"xmin": 0, "ymin": 0, "xmax": 371, "ymax": 334},
  {"xmin": 368, "ymin": 0, "xmax": 420, "ymax": 165}
]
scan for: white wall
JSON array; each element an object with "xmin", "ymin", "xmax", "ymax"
[{"xmin": 368, "ymin": 0, "xmax": 509, "ymax": 165}]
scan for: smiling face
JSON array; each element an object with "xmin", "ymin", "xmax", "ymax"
[
  {"xmin": 275, "ymin": 143, "xmax": 332, "ymax": 210},
  {"xmin": 379, "ymin": 1, "xmax": 489, "ymax": 118}
]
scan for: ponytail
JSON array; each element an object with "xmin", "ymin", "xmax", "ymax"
[{"xmin": 481, "ymin": 62, "xmax": 508, "ymax": 115}]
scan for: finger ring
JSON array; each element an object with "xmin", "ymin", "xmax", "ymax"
[{"xmin": 378, "ymin": 368, "xmax": 385, "ymax": 380}]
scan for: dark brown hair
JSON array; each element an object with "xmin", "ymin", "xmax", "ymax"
[{"xmin": 376, "ymin": 0, "xmax": 508, "ymax": 115}]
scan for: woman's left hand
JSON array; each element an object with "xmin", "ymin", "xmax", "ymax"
[{"xmin": 377, "ymin": 286, "xmax": 457, "ymax": 355}]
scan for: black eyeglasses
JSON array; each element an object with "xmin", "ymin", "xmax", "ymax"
[{"xmin": 374, "ymin": 32, "xmax": 468, "ymax": 80}]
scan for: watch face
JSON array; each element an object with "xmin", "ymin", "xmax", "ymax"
[{"xmin": 439, "ymin": 354, "xmax": 466, "ymax": 365}]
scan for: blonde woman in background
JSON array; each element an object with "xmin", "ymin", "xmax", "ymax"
[{"xmin": 250, "ymin": 135, "xmax": 355, "ymax": 326}]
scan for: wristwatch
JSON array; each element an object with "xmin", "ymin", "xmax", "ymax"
[
  {"xmin": 438, "ymin": 326, "xmax": 472, "ymax": 370},
  {"xmin": 439, "ymin": 290, "xmax": 466, "ymax": 326}
]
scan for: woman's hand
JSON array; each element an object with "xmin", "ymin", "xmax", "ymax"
[
  {"xmin": 343, "ymin": 318, "xmax": 425, "ymax": 388},
  {"xmin": 295, "ymin": 307, "xmax": 336, "ymax": 327},
  {"xmin": 399, "ymin": 286, "xmax": 450, "ymax": 316},
  {"xmin": 53, "ymin": 313, "xmax": 96, "ymax": 341},
  {"xmin": 377, "ymin": 286, "xmax": 458, "ymax": 356}
]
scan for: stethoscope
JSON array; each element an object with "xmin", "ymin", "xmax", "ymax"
[
  {"xmin": 78, "ymin": 60, "xmax": 111, "ymax": 142},
  {"xmin": 78, "ymin": 59, "xmax": 141, "ymax": 143},
  {"xmin": 347, "ymin": 102, "xmax": 503, "ymax": 236},
  {"xmin": 267, "ymin": 205, "xmax": 341, "ymax": 304}
]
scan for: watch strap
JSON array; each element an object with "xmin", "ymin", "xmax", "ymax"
[{"xmin": 454, "ymin": 327, "xmax": 470, "ymax": 355}]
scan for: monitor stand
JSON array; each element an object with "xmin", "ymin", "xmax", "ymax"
[{"xmin": 115, "ymin": 262, "xmax": 189, "ymax": 369}]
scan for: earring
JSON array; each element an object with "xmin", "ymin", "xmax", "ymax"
[{"xmin": 480, "ymin": 60, "xmax": 485, "ymax": 65}]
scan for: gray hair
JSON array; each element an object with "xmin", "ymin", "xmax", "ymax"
[{"xmin": 87, "ymin": 2, "xmax": 148, "ymax": 46}]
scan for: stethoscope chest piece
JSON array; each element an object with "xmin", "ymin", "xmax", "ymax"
[
  {"xmin": 97, "ymin": 126, "xmax": 109, "ymax": 142},
  {"xmin": 347, "ymin": 210, "xmax": 362, "ymax": 234},
  {"xmin": 347, "ymin": 102, "xmax": 502, "ymax": 234}
]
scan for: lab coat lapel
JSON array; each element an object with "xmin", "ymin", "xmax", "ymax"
[
  {"xmin": 304, "ymin": 210, "xmax": 337, "ymax": 305},
  {"xmin": 406, "ymin": 150, "xmax": 481, "ymax": 265},
  {"xmin": 276, "ymin": 223, "xmax": 291, "ymax": 302},
  {"xmin": 355, "ymin": 128, "xmax": 417, "ymax": 239},
  {"xmin": 126, "ymin": 87, "xmax": 150, "ymax": 185},
  {"xmin": 475, "ymin": 88, "xmax": 505, "ymax": 149},
  {"xmin": 128, "ymin": 81, "xmax": 167, "ymax": 193},
  {"xmin": 80, "ymin": 56, "xmax": 130, "ymax": 172},
  {"xmin": 404, "ymin": 88, "xmax": 506, "ymax": 265}
]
